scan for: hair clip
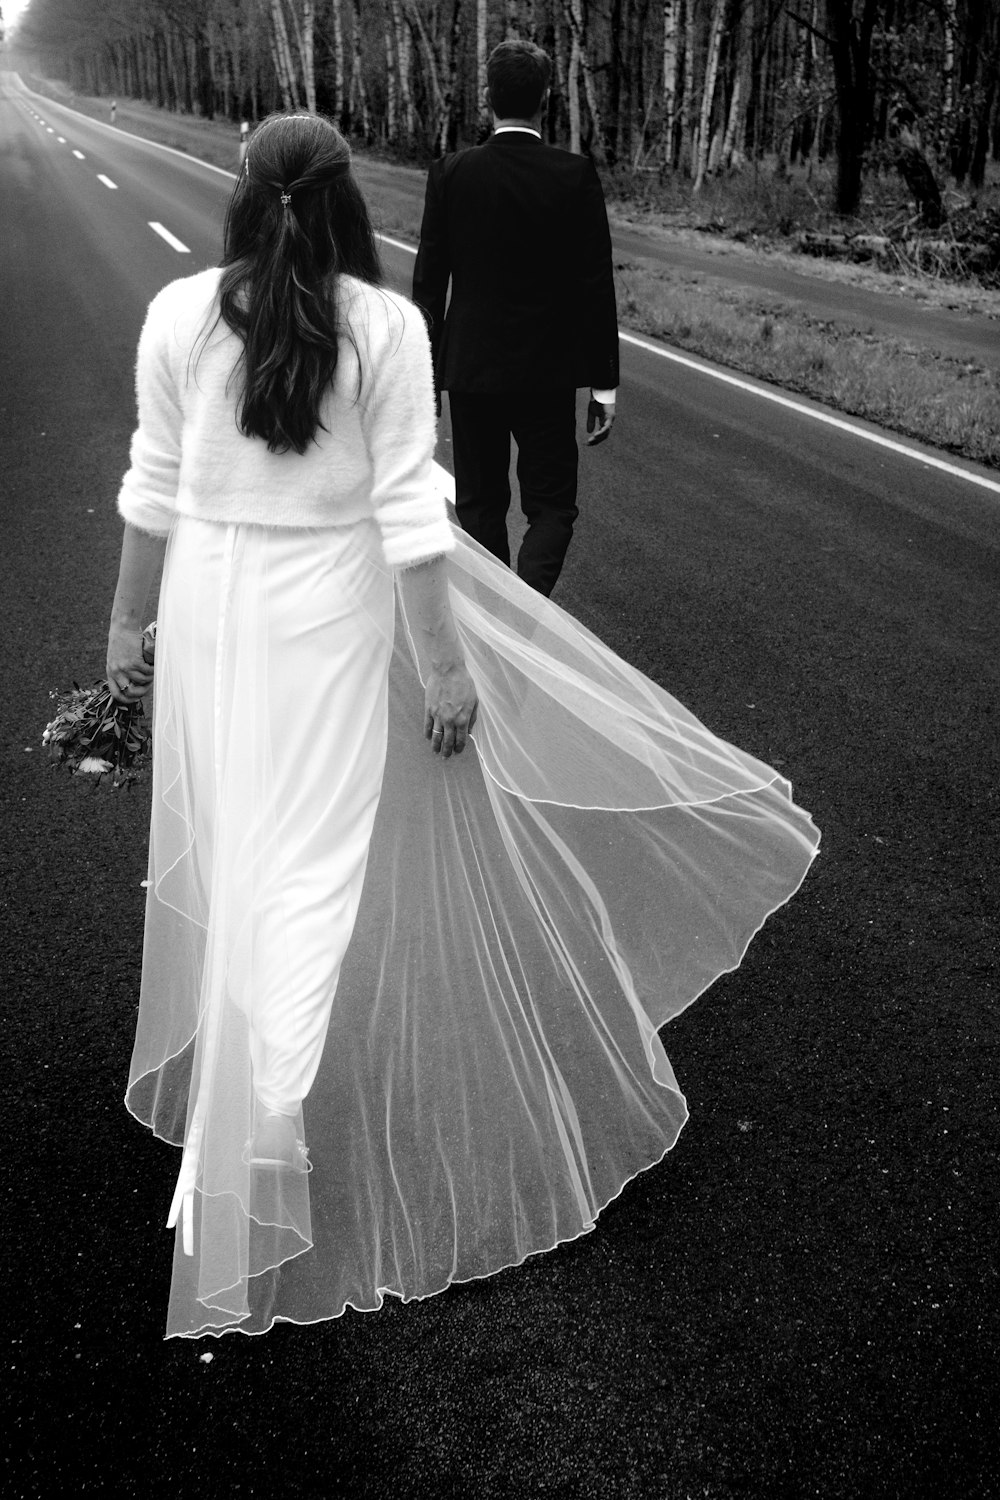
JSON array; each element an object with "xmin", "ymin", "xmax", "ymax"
[{"xmin": 280, "ymin": 191, "xmax": 292, "ymax": 206}]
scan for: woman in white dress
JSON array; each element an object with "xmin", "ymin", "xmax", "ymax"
[{"xmin": 107, "ymin": 114, "xmax": 820, "ymax": 1339}]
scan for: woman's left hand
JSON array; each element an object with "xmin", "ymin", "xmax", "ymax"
[
  {"xmin": 424, "ymin": 663, "xmax": 478, "ymax": 757},
  {"xmin": 107, "ymin": 624, "xmax": 155, "ymax": 704}
]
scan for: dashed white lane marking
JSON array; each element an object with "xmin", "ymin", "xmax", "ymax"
[
  {"xmin": 45, "ymin": 126, "xmax": 53, "ymax": 133},
  {"xmin": 73, "ymin": 150, "xmax": 85, "ymax": 160},
  {"xmin": 97, "ymin": 174, "xmax": 118, "ymax": 190},
  {"xmin": 16, "ymin": 76, "xmax": 237, "ymax": 180},
  {"xmin": 57, "ymin": 136, "xmax": 66, "ymax": 143},
  {"xmin": 149, "ymin": 221, "xmax": 190, "ymax": 254},
  {"xmin": 380, "ymin": 230, "xmax": 1000, "ymax": 499}
]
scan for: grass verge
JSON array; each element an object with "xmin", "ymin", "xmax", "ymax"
[
  {"xmin": 17, "ymin": 71, "xmax": 1000, "ymax": 471},
  {"xmin": 615, "ymin": 259, "xmax": 1000, "ymax": 468}
]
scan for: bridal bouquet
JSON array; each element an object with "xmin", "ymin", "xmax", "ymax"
[{"xmin": 42, "ymin": 623, "xmax": 156, "ymax": 788}]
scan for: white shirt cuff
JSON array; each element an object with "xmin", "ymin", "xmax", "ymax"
[{"xmin": 591, "ymin": 389, "xmax": 617, "ymax": 406}]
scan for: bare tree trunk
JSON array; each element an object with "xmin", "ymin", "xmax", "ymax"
[
  {"xmin": 692, "ymin": 0, "xmax": 725, "ymax": 190},
  {"xmin": 388, "ymin": 0, "xmax": 415, "ymax": 139},
  {"xmin": 180, "ymin": 28, "xmax": 194, "ymax": 113},
  {"xmin": 567, "ymin": 9, "xmax": 582, "ymax": 153},
  {"xmin": 301, "ymin": 1, "xmax": 316, "ymax": 113},
  {"xmin": 752, "ymin": 5, "xmax": 768, "ymax": 160},
  {"xmin": 349, "ymin": 0, "xmax": 373, "ymax": 138},
  {"xmin": 942, "ymin": 0, "xmax": 957, "ymax": 117},
  {"xmin": 563, "ymin": 0, "xmax": 608, "ymax": 160},
  {"xmin": 404, "ymin": 0, "xmax": 446, "ymax": 150},
  {"xmin": 681, "ymin": 0, "xmax": 695, "ymax": 172},
  {"xmin": 282, "ymin": 0, "xmax": 312, "ymax": 111},
  {"xmin": 437, "ymin": 0, "xmax": 463, "ymax": 155},
  {"xmin": 270, "ymin": 0, "xmax": 302, "ymax": 110},
  {"xmin": 662, "ymin": 0, "xmax": 680, "ymax": 165},
  {"xmin": 720, "ymin": 2, "xmax": 747, "ymax": 169},
  {"xmin": 270, "ymin": 32, "xmax": 294, "ymax": 110},
  {"xmin": 828, "ymin": 0, "xmax": 879, "ymax": 215},
  {"xmin": 331, "ymin": 0, "xmax": 346, "ymax": 127},
  {"xmin": 626, "ymin": 0, "xmax": 646, "ymax": 166},
  {"xmin": 477, "ymin": 0, "xmax": 489, "ymax": 128},
  {"xmin": 161, "ymin": 28, "xmax": 178, "ymax": 110},
  {"xmin": 720, "ymin": 69, "xmax": 743, "ymax": 168},
  {"xmin": 384, "ymin": 1, "xmax": 398, "ymax": 142}
]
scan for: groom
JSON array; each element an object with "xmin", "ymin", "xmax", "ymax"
[{"xmin": 412, "ymin": 40, "xmax": 619, "ymax": 597}]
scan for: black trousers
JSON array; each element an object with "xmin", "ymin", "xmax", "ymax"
[{"xmin": 448, "ymin": 389, "xmax": 579, "ymax": 597}]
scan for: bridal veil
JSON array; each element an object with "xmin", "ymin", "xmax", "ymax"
[{"xmin": 126, "ymin": 495, "xmax": 820, "ymax": 1338}]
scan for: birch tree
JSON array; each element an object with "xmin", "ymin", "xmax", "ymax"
[
  {"xmin": 300, "ymin": 0, "xmax": 316, "ymax": 113},
  {"xmin": 566, "ymin": 6, "xmax": 581, "ymax": 152},
  {"xmin": 330, "ymin": 0, "xmax": 346, "ymax": 125},
  {"xmin": 692, "ymin": 0, "xmax": 725, "ymax": 189},
  {"xmin": 477, "ymin": 0, "xmax": 488, "ymax": 128},
  {"xmin": 390, "ymin": 0, "xmax": 415, "ymax": 139},
  {"xmin": 348, "ymin": 0, "xmax": 372, "ymax": 137},
  {"xmin": 662, "ymin": 0, "xmax": 680, "ymax": 165},
  {"xmin": 562, "ymin": 0, "xmax": 608, "ymax": 159},
  {"xmin": 269, "ymin": 0, "xmax": 301, "ymax": 110}
]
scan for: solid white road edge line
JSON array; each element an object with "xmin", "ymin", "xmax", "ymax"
[
  {"xmin": 97, "ymin": 174, "xmax": 118, "ymax": 190},
  {"xmin": 379, "ymin": 233, "xmax": 1000, "ymax": 499},
  {"xmin": 149, "ymin": 221, "xmax": 191, "ymax": 253},
  {"xmin": 617, "ymin": 331, "xmax": 1000, "ymax": 497}
]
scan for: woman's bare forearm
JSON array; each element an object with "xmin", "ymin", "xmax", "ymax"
[
  {"xmin": 397, "ymin": 553, "xmax": 478, "ymax": 756},
  {"xmin": 397, "ymin": 553, "xmax": 466, "ymax": 670},
  {"xmin": 111, "ymin": 523, "xmax": 167, "ymax": 630},
  {"xmin": 106, "ymin": 524, "xmax": 167, "ymax": 698}
]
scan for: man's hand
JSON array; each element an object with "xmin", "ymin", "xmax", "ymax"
[{"xmin": 586, "ymin": 398, "xmax": 615, "ymax": 447}]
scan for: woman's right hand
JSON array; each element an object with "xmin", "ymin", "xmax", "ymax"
[{"xmin": 424, "ymin": 663, "xmax": 478, "ymax": 757}]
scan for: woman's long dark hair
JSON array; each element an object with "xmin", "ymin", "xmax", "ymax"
[{"xmin": 218, "ymin": 113, "xmax": 382, "ymax": 455}]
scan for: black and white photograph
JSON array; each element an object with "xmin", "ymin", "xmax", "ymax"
[{"xmin": 2, "ymin": 0, "xmax": 997, "ymax": 1494}]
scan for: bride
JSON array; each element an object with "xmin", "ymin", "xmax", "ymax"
[{"xmin": 105, "ymin": 112, "xmax": 819, "ymax": 1339}]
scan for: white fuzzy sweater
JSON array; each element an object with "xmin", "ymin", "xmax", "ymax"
[{"xmin": 117, "ymin": 268, "xmax": 454, "ymax": 569}]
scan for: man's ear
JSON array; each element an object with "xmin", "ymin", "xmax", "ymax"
[{"xmin": 484, "ymin": 86, "xmax": 493, "ymax": 116}]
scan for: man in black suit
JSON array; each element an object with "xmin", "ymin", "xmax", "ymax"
[{"xmin": 412, "ymin": 40, "xmax": 619, "ymax": 597}]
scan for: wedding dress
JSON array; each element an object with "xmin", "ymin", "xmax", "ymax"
[{"xmin": 126, "ymin": 492, "xmax": 820, "ymax": 1339}]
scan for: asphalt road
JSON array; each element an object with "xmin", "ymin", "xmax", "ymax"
[{"xmin": 2, "ymin": 74, "xmax": 998, "ymax": 1499}]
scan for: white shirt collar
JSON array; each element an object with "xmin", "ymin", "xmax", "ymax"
[{"xmin": 493, "ymin": 126, "xmax": 541, "ymax": 138}]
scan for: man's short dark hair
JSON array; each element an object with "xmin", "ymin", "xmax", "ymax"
[{"xmin": 487, "ymin": 41, "xmax": 551, "ymax": 120}]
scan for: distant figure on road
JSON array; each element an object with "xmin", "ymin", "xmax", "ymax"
[
  {"xmin": 102, "ymin": 111, "xmax": 817, "ymax": 1339},
  {"xmin": 413, "ymin": 40, "xmax": 619, "ymax": 596}
]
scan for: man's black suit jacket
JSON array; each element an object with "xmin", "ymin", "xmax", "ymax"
[{"xmin": 412, "ymin": 132, "xmax": 619, "ymax": 395}]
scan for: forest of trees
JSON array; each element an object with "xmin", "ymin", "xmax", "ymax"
[{"xmin": 12, "ymin": 0, "xmax": 1000, "ymax": 216}]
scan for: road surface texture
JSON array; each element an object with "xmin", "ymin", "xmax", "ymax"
[{"xmin": 3, "ymin": 73, "xmax": 997, "ymax": 1499}]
